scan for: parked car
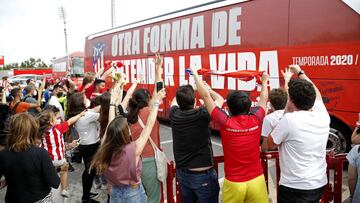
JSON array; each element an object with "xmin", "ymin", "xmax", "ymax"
[{"xmin": 8, "ymin": 74, "xmax": 48, "ymax": 88}]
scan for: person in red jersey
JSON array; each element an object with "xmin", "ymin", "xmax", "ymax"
[
  {"xmin": 189, "ymin": 66, "xmax": 269, "ymax": 203},
  {"xmin": 38, "ymin": 106, "xmax": 86, "ymax": 198}
]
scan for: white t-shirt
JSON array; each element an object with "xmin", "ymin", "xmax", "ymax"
[
  {"xmin": 261, "ymin": 109, "xmax": 284, "ymax": 137},
  {"xmin": 48, "ymin": 96, "xmax": 65, "ymax": 120},
  {"xmin": 75, "ymin": 111, "xmax": 100, "ymax": 145},
  {"xmin": 271, "ymin": 100, "xmax": 330, "ymax": 189}
]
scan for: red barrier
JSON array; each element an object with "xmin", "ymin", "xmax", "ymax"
[
  {"xmin": 164, "ymin": 151, "xmax": 348, "ymax": 203},
  {"xmin": 13, "ymin": 68, "xmax": 52, "ymax": 75}
]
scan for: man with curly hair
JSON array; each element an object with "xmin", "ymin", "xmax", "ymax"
[{"xmin": 268, "ymin": 65, "xmax": 330, "ymax": 203}]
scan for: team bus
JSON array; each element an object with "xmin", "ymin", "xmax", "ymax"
[
  {"xmin": 84, "ymin": 0, "xmax": 360, "ymax": 153},
  {"xmin": 52, "ymin": 51, "xmax": 84, "ymax": 88}
]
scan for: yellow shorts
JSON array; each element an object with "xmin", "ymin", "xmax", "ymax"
[{"xmin": 222, "ymin": 175, "xmax": 269, "ymax": 203}]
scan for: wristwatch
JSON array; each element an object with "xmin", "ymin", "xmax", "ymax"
[{"xmin": 298, "ymin": 70, "xmax": 305, "ymax": 76}]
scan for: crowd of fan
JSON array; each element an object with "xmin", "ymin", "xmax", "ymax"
[{"xmin": 0, "ymin": 57, "xmax": 359, "ymax": 203}]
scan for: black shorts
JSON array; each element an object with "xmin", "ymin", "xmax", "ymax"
[{"xmin": 278, "ymin": 185, "xmax": 326, "ymax": 203}]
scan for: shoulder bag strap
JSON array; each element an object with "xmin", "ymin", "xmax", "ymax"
[{"xmin": 138, "ymin": 116, "xmax": 159, "ymax": 152}]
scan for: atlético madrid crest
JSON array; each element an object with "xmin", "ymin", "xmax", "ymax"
[{"xmin": 92, "ymin": 43, "xmax": 105, "ymax": 72}]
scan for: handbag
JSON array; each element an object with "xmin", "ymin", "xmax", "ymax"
[{"xmin": 138, "ymin": 116, "xmax": 168, "ymax": 182}]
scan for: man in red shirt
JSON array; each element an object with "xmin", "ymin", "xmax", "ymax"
[
  {"xmin": 85, "ymin": 79, "xmax": 106, "ymax": 100},
  {"xmin": 190, "ymin": 66, "xmax": 269, "ymax": 203}
]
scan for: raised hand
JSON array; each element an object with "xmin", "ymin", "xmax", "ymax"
[
  {"xmin": 153, "ymin": 88, "xmax": 166, "ymax": 103},
  {"xmin": 190, "ymin": 66, "xmax": 199, "ymax": 75},
  {"xmin": 261, "ymin": 72, "xmax": 269, "ymax": 83},
  {"xmin": 154, "ymin": 53, "xmax": 163, "ymax": 68},
  {"xmin": 288, "ymin": 64, "xmax": 301, "ymax": 75},
  {"xmin": 281, "ymin": 68, "xmax": 293, "ymax": 81},
  {"xmin": 110, "ymin": 80, "xmax": 123, "ymax": 104},
  {"xmin": 38, "ymin": 79, "xmax": 45, "ymax": 93},
  {"xmin": 154, "ymin": 54, "xmax": 163, "ymax": 82}
]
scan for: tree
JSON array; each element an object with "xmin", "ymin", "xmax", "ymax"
[
  {"xmin": 5, "ymin": 63, "xmax": 19, "ymax": 69},
  {"xmin": 19, "ymin": 57, "xmax": 48, "ymax": 68}
]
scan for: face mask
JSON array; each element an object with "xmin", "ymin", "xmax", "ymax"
[
  {"xmin": 56, "ymin": 118, "xmax": 61, "ymax": 125},
  {"xmin": 57, "ymin": 92, "xmax": 63, "ymax": 98},
  {"xmin": 85, "ymin": 99, "xmax": 91, "ymax": 108},
  {"xmin": 99, "ymin": 87, "xmax": 107, "ymax": 93}
]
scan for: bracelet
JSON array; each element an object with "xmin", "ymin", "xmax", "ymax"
[
  {"xmin": 152, "ymin": 102, "xmax": 160, "ymax": 108},
  {"xmin": 110, "ymin": 103, "xmax": 116, "ymax": 107},
  {"xmin": 298, "ymin": 70, "xmax": 305, "ymax": 76}
]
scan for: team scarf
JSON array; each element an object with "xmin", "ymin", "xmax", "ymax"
[{"xmin": 186, "ymin": 68, "xmax": 264, "ymax": 84}]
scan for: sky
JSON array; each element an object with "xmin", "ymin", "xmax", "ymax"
[{"xmin": 0, "ymin": 0, "xmax": 211, "ymax": 65}]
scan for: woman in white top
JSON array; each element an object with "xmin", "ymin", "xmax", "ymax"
[{"xmin": 67, "ymin": 92, "xmax": 100, "ymax": 203}]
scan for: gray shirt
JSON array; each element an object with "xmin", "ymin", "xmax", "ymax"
[
  {"xmin": 74, "ymin": 111, "xmax": 100, "ymax": 145},
  {"xmin": 25, "ymin": 96, "xmax": 38, "ymax": 116},
  {"xmin": 347, "ymin": 145, "xmax": 360, "ymax": 203}
]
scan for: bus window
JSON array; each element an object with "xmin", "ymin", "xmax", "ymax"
[{"xmin": 71, "ymin": 57, "xmax": 84, "ymax": 77}]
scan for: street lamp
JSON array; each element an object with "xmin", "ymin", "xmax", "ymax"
[
  {"xmin": 58, "ymin": 6, "xmax": 71, "ymax": 77},
  {"xmin": 111, "ymin": 0, "xmax": 116, "ymax": 28}
]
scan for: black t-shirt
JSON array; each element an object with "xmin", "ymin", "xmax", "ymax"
[
  {"xmin": 0, "ymin": 145, "xmax": 60, "ymax": 203},
  {"xmin": 169, "ymin": 106, "xmax": 214, "ymax": 169},
  {"xmin": 0, "ymin": 104, "xmax": 9, "ymax": 145}
]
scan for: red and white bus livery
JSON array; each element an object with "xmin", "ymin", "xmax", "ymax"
[{"xmin": 84, "ymin": 0, "xmax": 360, "ymax": 153}]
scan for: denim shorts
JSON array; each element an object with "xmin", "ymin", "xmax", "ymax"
[
  {"xmin": 110, "ymin": 183, "xmax": 147, "ymax": 203},
  {"xmin": 176, "ymin": 168, "xmax": 220, "ymax": 203}
]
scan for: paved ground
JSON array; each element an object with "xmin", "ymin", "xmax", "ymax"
[{"xmin": 0, "ymin": 123, "xmax": 351, "ymax": 203}]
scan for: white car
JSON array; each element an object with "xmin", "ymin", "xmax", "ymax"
[{"xmin": 8, "ymin": 74, "xmax": 45, "ymax": 88}]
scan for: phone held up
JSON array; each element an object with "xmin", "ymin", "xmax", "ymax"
[{"xmin": 156, "ymin": 81, "xmax": 164, "ymax": 93}]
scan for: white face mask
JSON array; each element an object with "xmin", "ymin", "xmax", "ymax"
[
  {"xmin": 85, "ymin": 99, "xmax": 91, "ymax": 108},
  {"xmin": 56, "ymin": 118, "xmax": 61, "ymax": 125}
]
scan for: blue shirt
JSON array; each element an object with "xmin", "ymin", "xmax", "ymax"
[
  {"xmin": 347, "ymin": 145, "xmax": 360, "ymax": 203},
  {"xmin": 44, "ymin": 90, "xmax": 51, "ymax": 104}
]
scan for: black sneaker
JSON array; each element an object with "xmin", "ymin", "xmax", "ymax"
[
  {"xmin": 82, "ymin": 200, "xmax": 100, "ymax": 203},
  {"xmin": 89, "ymin": 192, "xmax": 99, "ymax": 199},
  {"xmin": 68, "ymin": 163, "xmax": 75, "ymax": 172}
]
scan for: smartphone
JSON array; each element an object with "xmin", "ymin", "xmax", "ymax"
[{"xmin": 156, "ymin": 81, "xmax": 164, "ymax": 92}]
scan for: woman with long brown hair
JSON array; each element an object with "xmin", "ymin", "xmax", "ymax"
[
  {"xmin": 123, "ymin": 54, "xmax": 163, "ymax": 203},
  {"xmin": 0, "ymin": 113, "xmax": 60, "ymax": 203},
  {"xmin": 67, "ymin": 92, "xmax": 101, "ymax": 203},
  {"xmin": 98, "ymin": 92, "xmax": 111, "ymax": 139},
  {"xmin": 91, "ymin": 81, "xmax": 165, "ymax": 203}
]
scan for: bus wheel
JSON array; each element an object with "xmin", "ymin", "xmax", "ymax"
[{"xmin": 327, "ymin": 120, "xmax": 351, "ymax": 154}]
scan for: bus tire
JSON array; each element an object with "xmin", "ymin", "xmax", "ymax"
[{"xmin": 328, "ymin": 117, "xmax": 352, "ymax": 154}]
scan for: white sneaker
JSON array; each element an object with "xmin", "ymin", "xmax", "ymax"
[{"xmin": 61, "ymin": 189, "xmax": 70, "ymax": 198}]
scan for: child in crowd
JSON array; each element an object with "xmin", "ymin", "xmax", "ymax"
[{"xmin": 38, "ymin": 105, "xmax": 86, "ymax": 198}]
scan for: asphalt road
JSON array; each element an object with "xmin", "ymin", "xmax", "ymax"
[{"xmin": 0, "ymin": 123, "xmax": 351, "ymax": 203}]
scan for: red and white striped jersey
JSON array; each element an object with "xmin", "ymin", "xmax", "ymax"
[{"xmin": 41, "ymin": 122, "xmax": 69, "ymax": 161}]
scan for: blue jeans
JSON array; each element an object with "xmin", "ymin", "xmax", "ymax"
[
  {"xmin": 110, "ymin": 184, "xmax": 147, "ymax": 203},
  {"xmin": 176, "ymin": 168, "xmax": 220, "ymax": 203}
]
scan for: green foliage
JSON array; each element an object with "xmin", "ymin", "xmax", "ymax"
[
  {"xmin": 19, "ymin": 57, "xmax": 48, "ymax": 68},
  {"xmin": 5, "ymin": 63, "xmax": 19, "ymax": 69}
]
